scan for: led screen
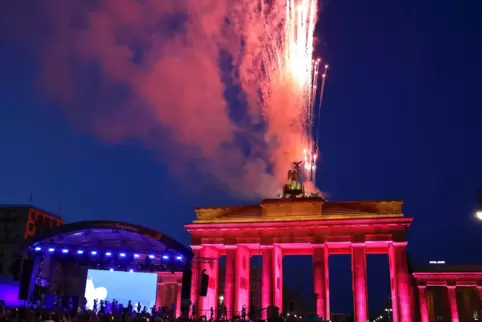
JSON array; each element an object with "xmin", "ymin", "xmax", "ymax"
[{"xmin": 85, "ymin": 269, "xmax": 157, "ymax": 310}]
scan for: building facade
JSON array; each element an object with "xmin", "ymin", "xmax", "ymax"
[{"xmin": 0, "ymin": 205, "xmax": 63, "ymax": 279}]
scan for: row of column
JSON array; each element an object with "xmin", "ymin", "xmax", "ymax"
[
  {"xmin": 191, "ymin": 242, "xmax": 412, "ymax": 322},
  {"xmin": 191, "ymin": 245, "xmax": 282, "ymax": 319},
  {"xmin": 314, "ymin": 242, "xmax": 412, "ymax": 322},
  {"xmin": 418, "ymin": 285, "xmax": 482, "ymax": 322},
  {"xmin": 156, "ymin": 282, "xmax": 182, "ymax": 317}
]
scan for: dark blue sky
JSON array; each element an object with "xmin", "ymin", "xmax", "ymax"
[{"xmin": 1, "ymin": 0, "xmax": 481, "ymax": 315}]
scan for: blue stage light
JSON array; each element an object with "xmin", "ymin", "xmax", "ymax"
[
  {"xmin": 48, "ymin": 248, "xmax": 55, "ymax": 252},
  {"xmin": 148, "ymin": 255, "xmax": 155, "ymax": 259},
  {"xmin": 129, "ymin": 269, "xmax": 134, "ymax": 273},
  {"xmin": 109, "ymin": 268, "xmax": 114, "ymax": 272},
  {"xmin": 176, "ymin": 256, "xmax": 183, "ymax": 260},
  {"xmin": 62, "ymin": 249, "xmax": 69, "ymax": 254},
  {"xmin": 162, "ymin": 255, "xmax": 169, "ymax": 260},
  {"xmin": 119, "ymin": 253, "xmax": 126, "ymax": 257},
  {"xmin": 77, "ymin": 250, "xmax": 84, "ymax": 255},
  {"xmin": 106, "ymin": 252, "xmax": 112, "ymax": 257},
  {"xmin": 34, "ymin": 247, "xmax": 41, "ymax": 251},
  {"xmin": 133, "ymin": 254, "xmax": 140, "ymax": 258},
  {"xmin": 91, "ymin": 251, "xmax": 98, "ymax": 255}
]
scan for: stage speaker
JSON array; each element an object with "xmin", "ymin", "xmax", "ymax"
[
  {"xmin": 199, "ymin": 271, "xmax": 209, "ymax": 297},
  {"xmin": 19, "ymin": 259, "xmax": 34, "ymax": 300},
  {"xmin": 181, "ymin": 267, "xmax": 192, "ymax": 301},
  {"xmin": 9, "ymin": 259, "xmax": 21, "ymax": 281}
]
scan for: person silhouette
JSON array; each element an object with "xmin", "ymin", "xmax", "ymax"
[
  {"xmin": 192, "ymin": 304, "xmax": 197, "ymax": 319},
  {"xmin": 127, "ymin": 300, "xmax": 133, "ymax": 313}
]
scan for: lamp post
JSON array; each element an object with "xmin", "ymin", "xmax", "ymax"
[{"xmin": 476, "ymin": 189, "xmax": 482, "ymax": 220}]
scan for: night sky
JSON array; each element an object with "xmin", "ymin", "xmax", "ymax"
[{"xmin": 1, "ymin": 0, "xmax": 482, "ymax": 315}]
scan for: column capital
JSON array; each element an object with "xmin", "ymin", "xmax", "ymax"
[
  {"xmin": 351, "ymin": 242, "xmax": 365, "ymax": 247},
  {"xmin": 447, "ymin": 285, "xmax": 457, "ymax": 289},
  {"xmin": 417, "ymin": 284, "xmax": 427, "ymax": 290},
  {"xmin": 391, "ymin": 241, "xmax": 408, "ymax": 247},
  {"xmin": 312, "ymin": 243, "xmax": 328, "ymax": 249}
]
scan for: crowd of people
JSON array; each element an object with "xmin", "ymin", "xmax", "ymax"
[{"xmin": 0, "ymin": 301, "xmax": 263, "ymax": 322}]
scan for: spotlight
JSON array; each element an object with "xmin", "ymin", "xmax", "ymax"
[
  {"xmin": 133, "ymin": 254, "xmax": 140, "ymax": 258},
  {"xmin": 129, "ymin": 269, "xmax": 134, "ymax": 273},
  {"xmin": 62, "ymin": 249, "xmax": 69, "ymax": 254},
  {"xmin": 148, "ymin": 255, "xmax": 155, "ymax": 259},
  {"xmin": 48, "ymin": 248, "xmax": 55, "ymax": 253},
  {"xmin": 162, "ymin": 255, "xmax": 169, "ymax": 260},
  {"xmin": 109, "ymin": 268, "xmax": 114, "ymax": 272},
  {"xmin": 176, "ymin": 256, "xmax": 182, "ymax": 261},
  {"xmin": 91, "ymin": 251, "xmax": 98, "ymax": 255},
  {"xmin": 77, "ymin": 250, "xmax": 84, "ymax": 255},
  {"xmin": 34, "ymin": 247, "xmax": 41, "ymax": 252},
  {"xmin": 106, "ymin": 252, "xmax": 112, "ymax": 257},
  {"xmin": 119, "ymin": 253, "xmax": 126, "ymax": 257}
]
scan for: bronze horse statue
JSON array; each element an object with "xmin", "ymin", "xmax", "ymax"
[{"xmin": 282, "ymin": 161, "xmax": 304, "ymax": 198}]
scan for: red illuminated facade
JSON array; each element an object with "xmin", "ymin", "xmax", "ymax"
[
  {"xmin": 156, "ymin": 271, "xmax": 183, "ymax": 317},
  {"xmin": 413, "ymin": 266, "xmax": 482, "ymax": 322},
  {"xmin": 185, "ymin": 198, "xmax": 414, "ymax": 322}
]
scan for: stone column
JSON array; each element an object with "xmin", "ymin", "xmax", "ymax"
[
  {"xmin": 163, "ymin": 284, "xmax": 170, "ymax": 307},
  {"xmin": 351, "ymin": 243, "xmax": 368, "ymax": 322},
  {"xmin": 190, "ymin": 248, "xmax": 201, "ymax": 315},
  {"xmin": 261, "ymin": 247, "xmax": 273, "ymax": 320},
  {"xmin": 426, "ymin": 288, "xmax": 435, "ymax": 321},
  {"xmin": 388, "ymin": 245, "xmax": 399, "ymax": 322},
  {"xmin": 198, "ymin": 246, "xmax": 219, "ymax": 318},
  {"xmin": 176, "ymin": 283, "xmax": 182, "ymax": 318},
  {"xmin": 313, "ymin": 245, "xmax": 330, "ymax": 320},
  {"xmin": 224, "ymin": 248, "xmax": 236, "ymax": 319},
  {"xmin": 477, "ymin": 286, "xmax": 482, "ymax": 305},
  {"xmin": 390, "ymin": 242, "xmax": 413, "ymax": 322},
  {"xmin": 447, "ymin": 286, "xmax": 459, "ymax": 322},
  {"xmin": 156, "ymin": 282, "xmax": 164, "ymax": 308},
  {"xmin": 417, "ymin": 285, "xmax": 429, "ymax": 322},
  {"xmin": 234, "ymin": 245, "xmax": 250, "ymax": 316},
  {"xmin": 272, "ymin": 245, "xmax": 283, "ymax": 312}
]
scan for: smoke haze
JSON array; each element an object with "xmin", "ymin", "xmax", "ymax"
[{"xmin": 0, "ymin": 0, "xmax": 319, "ymax": 199}]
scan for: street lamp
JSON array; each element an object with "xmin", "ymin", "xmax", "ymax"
[
  {"xmin": 476, "ymin": 189, "xmax": 482, "ymax": 220},
  {"xmin": 476, "ymin": 210, "xmax": 482, "ymax": 220}
]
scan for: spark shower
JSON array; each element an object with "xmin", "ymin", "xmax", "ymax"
[
  {"xmin": 237, "ymin": 0, "xmax": 328, "ymax": 187},
  {"xmin": 3, "ymin": 0, "xmax": 328, "ymax": 198}
]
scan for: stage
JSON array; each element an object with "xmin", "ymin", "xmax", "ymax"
[{"xmin": 11, "ymin": 220, "xmax": 193, "ymax": 316}]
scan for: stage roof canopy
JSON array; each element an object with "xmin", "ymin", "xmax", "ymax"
[{"xmin": 26, "ymin": 220, "xmax": 193, "ymax": 259}]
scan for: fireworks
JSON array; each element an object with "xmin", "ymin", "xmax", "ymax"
[{"xmin": 239, "ymin": 0, "xmax": 329, "ymax": 188}]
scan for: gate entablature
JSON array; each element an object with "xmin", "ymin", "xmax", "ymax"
[{"xmin": 192, "ymin": 198, "xmax": 404, "ymax": 224}]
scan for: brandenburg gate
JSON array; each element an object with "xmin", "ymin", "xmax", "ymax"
[{"xmin": 185, "ymin": 197, "xmax": 414, "ymax": 322}]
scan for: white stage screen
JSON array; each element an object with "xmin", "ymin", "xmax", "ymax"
[{"xmin": 85, "ymin": 269, "xmax": 157, "ymax": 310}]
